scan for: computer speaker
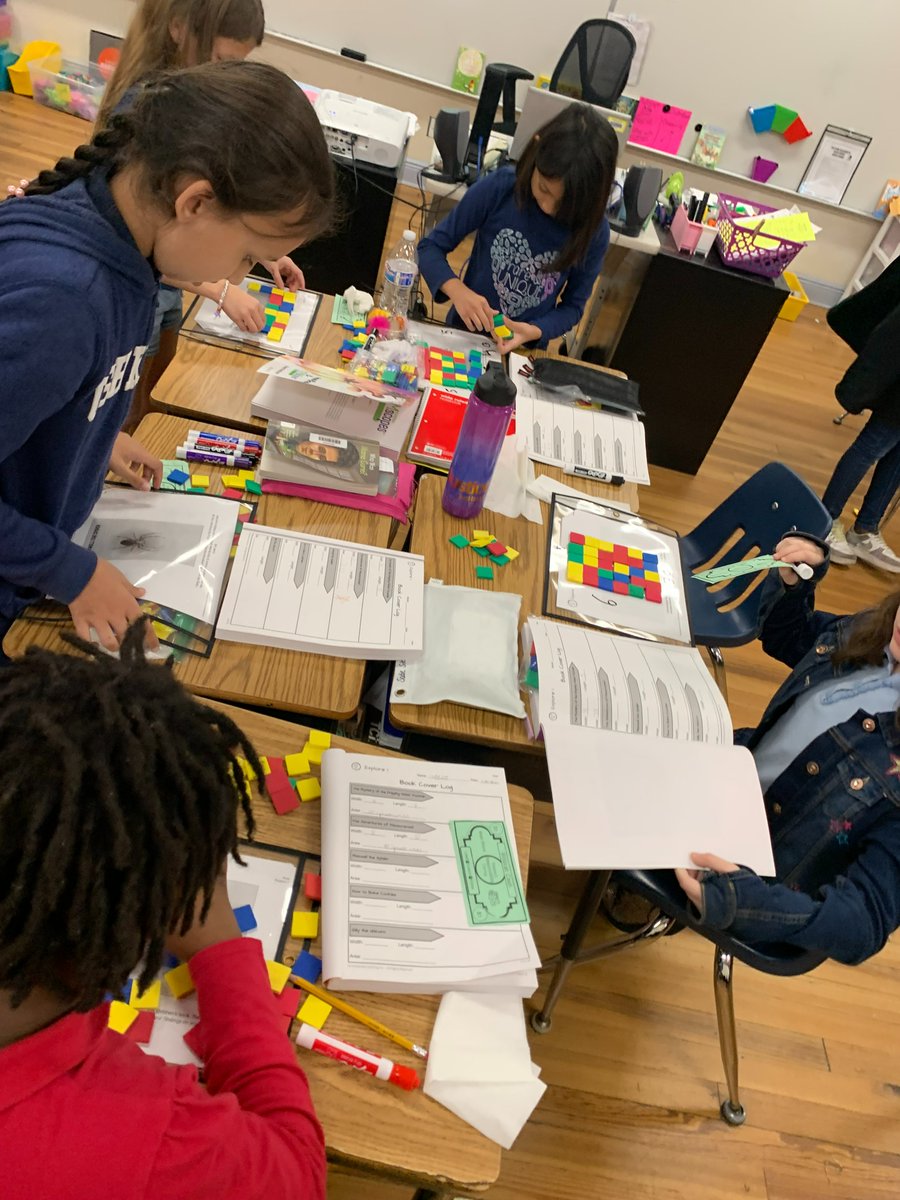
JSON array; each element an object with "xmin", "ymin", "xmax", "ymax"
[
  {"xmin": 433, "ymin": 108, "xmax": 469, "ymax": 181},
  {"xmin": 615, "ymin": 165, "xmax": 662, "ymax": 237}
]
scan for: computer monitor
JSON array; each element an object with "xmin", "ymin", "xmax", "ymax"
[{"xmin": 508, "ymin": 86, "xmax": 631, "ymax": 162}]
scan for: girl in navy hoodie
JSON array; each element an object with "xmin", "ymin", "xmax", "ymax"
[
  {"xmin": 0, "ymin": 61, "xmax": 334, "ymax": 655},
  {"xmin": 418, "ymin": 103, "xmax": 618, "ymax": 353}
]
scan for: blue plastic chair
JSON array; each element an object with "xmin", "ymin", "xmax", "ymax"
[
  {"xmin": 531, "ymin": 867, "xmax": 826, "ymax": 1125},
  {"xmin": 681, "ymin": 462, "xmax": 831, "ymax": 694}
]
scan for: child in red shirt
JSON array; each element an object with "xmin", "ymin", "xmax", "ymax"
[{"xmin": 0, "ymin": 625, "xmax": 325, "ymax": 1199}]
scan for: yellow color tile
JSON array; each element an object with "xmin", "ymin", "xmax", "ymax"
[
  {"xmin": 296, "ymin": 777, "xmax": 321, "ymax": 801},
  {"xmin": 130, "ymin": 979, "xmax": 161, "ymax": 1010},
  {"xmin": 191, "ymin": 474, "xmax": 210, "ymax": 489},
  {"xmin": 238, "ymin": 469, "xmax": 255, "ymax": 481},
  {"xmin": 285, "ymin": 751, "xmax": 311, "ymax": 776},
  {"xmin": 305, "ymin": 745, "xmax": 324, "ymax": 766},
  {"xmin": 221, "ymin": 474, "xmax": 244, "ymax": 490},
  {"xmin": 108, "ymin": 1000, "xmax": 138, "ymax": 1034},
  {"xmin": 505, "ymin": 548, "xmax": 519, "ymax": 562},
  {"xmin": 597, "ymin": 541, "xmax": 614, "ymax": 553},
  {"xmin": 164, "ymin": 962, "xmax": 195, "ymax": 1000},
  {"xmin": 291, "ymin": 911, "xmax": 320, "ymax": 940},
  {"xmin": 645, "ymin": 570, "xmax": 660, "ymax": 583},
  {"xmin": 258, "ymin": 756, "xmax": 270, "ymax": 776},
  {"xmin": 566, "ymin": 562, "xmax": 584, "ymax": 584},
  {"xmin": 584, "ymin": 536, "xmax": 600, "ymax": 549},
  {"xmin": 308, "ymin": 729, "xmax": 332, "ymax": 748},
  {"xmin": 266, "ymin": 960, "xmax": 291, "ymax": 994},
  {"xmin": 473, "ymin": 530, "xmax": 492, "ymax": 540},
  {"xmin": 297, "ymin": 995, "xmax": 331, "ymax": 1029}
]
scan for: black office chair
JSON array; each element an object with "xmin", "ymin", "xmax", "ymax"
[
  {"xmin": 530, "ymin": 867, "xmax": 826, "ymax": 1125},
  {"xmin": 464, "ymin": 61, "xmax": 533, "ymax": 177},
  {"xmin": 550, "ymin": 19, "xmax": 636, "ymax": 108}
]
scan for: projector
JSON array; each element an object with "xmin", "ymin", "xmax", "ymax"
[{"xmin": 314, "ymin": 90, "xmax": 412, "ymax": 169}]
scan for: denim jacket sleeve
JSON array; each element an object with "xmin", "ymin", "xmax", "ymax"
[
  {"xmin": 755, "ymin": 530, "xmax": 837, "ymax": 668},
  {"xmin": 698, "ymin": 814, "xmax": 900, "ymax": 964}
]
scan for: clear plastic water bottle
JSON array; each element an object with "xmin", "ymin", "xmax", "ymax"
[
  {"xmin": 381, "ymin": 229, "xmax": 419, "ymax": 319},
  {"xmin": 442, "ymin": 363, "xmax": 517, "ymax": 519}
]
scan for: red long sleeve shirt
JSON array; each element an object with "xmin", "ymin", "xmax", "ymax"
[{"xmin": 0, "ymin": 937, "xmax": 326, "ymax": 1199}]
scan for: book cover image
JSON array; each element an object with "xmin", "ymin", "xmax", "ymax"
[
  {"xmin": 264, "ymin": 421, "xmax": 382, "ymax": 493},
  {"xmin": 409, "ymin": 388, "xmax": 471, "ymax": 468},
  {"xmin": 690, "ymin": 125, "xmax": 726, "ymax": 168},
  {"xmin": 451, "ymin": 46, "xmax": 484, "ymax": 94}
]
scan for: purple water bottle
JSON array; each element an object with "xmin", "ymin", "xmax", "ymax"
[{"xmin": 442, "ymin": 363, "xmax": 517, "ymax": 519}]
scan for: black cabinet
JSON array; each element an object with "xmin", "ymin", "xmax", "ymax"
[{"xmin": 610, "ymin": 235, "xmax": 788, "ymax": 474}]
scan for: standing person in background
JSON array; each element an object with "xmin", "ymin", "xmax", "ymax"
[
  {"xmin": 823, "ymin": 257, "xmax": 900, "ymax": 573},
  {"xmin": 0, "ymin": 62, "xmax": 334, "ymax": 657},
  {"xmin": 418, "ymin": 104, "xmax": 618, "ymax": 354}
]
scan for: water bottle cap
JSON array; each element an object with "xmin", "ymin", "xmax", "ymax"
[
  {"xmin": 473, "ymin": 362, "xmax": 517, "ymax": 408},
  {"xmin": 402, "ymin": 230, "xmax": 416, "ymax": 241}
]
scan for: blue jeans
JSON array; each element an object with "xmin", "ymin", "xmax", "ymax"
[{"xmin": 821, "ymin": 414, "xmax": 900, "ymax": 532}]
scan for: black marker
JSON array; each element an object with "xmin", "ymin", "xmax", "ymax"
[
  {"xmin": 572, "ymin": 465, "xmax": 625, "ymax": 486},
  {"xmin": 341, "ymin": 47, "xmax": 366, "ymax": 61}
]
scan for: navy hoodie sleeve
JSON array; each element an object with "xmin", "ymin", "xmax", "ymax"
[
  {"xmin": 531, "ymin": 221, "xmax": 609, "ymax": 342},
  {"xmin": 0, "ymin": 286, "xmax": 99, "ymax": 602},
  {"xmin": 418, "ymin": 173, "xmax": 506, "ymax": 298}
]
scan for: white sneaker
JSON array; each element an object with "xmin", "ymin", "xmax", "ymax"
[
  {"xmin": 846, "ymin": 529, "xmax": 900, "ymax": 574},
  {"xmin": 826, "ymin": 520, "xmax": 857, "ymax": 566}
]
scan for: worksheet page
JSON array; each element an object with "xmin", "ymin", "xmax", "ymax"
[
  {"xmin": 321, "ymin": 751, "xmax": 540, "ymax": 994},
  {"xmin": 529, "ymin": 617, "xmax": 732, "ymax": 744},
  {"xmin": 216, "ymin": 525, "xmax": 424, "ymax": 657}
]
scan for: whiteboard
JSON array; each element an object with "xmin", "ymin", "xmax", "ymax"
[{"xmin": 263, "ymin": 0, "xmax": 897, "ymax": 213}]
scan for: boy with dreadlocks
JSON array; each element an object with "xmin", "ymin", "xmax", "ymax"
[{"xmin": 0, "ymin": 624, "xmax": 326, "ymax": 1199}]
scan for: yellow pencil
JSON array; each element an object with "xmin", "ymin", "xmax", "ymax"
[{"xmin": 290, "ymin": 974, "xmax": 428, "ymax": 1059}]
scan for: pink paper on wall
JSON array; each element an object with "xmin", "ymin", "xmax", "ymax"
[{"xmin": 629, "ymin": 97, "xmax": 693, "ymax": 155}]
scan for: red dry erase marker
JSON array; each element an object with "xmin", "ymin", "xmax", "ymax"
[{"xmin": 296, "ymin": 1023, "xmax": 420, "ymax": 1090}]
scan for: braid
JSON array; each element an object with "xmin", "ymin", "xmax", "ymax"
[
  {"xmin": 23, "ymin": 115, "xmax": 136, "ymax": 198},
  {"xmin": 0, "ymin": 620, "xmax": 261, "ymax": 1010}
]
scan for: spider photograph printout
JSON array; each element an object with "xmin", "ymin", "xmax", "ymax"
[{"xmin": 73, "ymin": 489, "xmax": 238, "ymax": 625}]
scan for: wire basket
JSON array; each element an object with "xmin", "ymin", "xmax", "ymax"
[{"xmin": 715, "ymin": 193, "xmax": 805, "ymax": 279}]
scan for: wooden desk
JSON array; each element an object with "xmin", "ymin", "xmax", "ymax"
[
  {"xmin": 204, "ymin": 700, "xmax": 534, "ymax": 1197},
  {"xmin": 390, "ymin": 470, "xmax": 640, "ymax": 751},
  {"xmin": 3, "ymin": 415, "xmax": 396, "ymax": 720},
  {"xmin": 152, "ymin": 296, "xmax": 343, "ymax": 432}
]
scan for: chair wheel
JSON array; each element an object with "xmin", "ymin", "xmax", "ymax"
[
  {"xmin": 720, "ymin": 1099, "xmax": 746, "ymax": 1126},
  {"xmin": 529, "ymin": 1009, "xmax": 552, "ymax": 1034}
]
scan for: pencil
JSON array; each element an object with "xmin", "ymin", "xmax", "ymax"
[{"xmin": 289, "ymin": 974, "xmax": 428, "ymax": 1059}]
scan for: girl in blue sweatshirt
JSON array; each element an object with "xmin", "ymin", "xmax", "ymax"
[
  {"xmin": 418, "ymin": 104, "xmax": 618, "ymax": 353},
  {"xmin": 0, "ymin": 61, "xmax": 334, "ymax": 656}
]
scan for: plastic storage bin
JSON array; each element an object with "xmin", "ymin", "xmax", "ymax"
[
  {"xmin": 715, "ymin": 193, "xmax": 805, "ymax": 279},
  {"xmin": 778, "ymin": 271, "xmax": 809, "ymax": 321},
  {"xmin": 29, "ymin": 56, "xmax": 106, "ymax": 120},
  {"xmin": 671, "ymin": 204, "xmax": 717, "ymax": 257},
  {"xmin": 8, "ymin": 40, "xmax": 60, "ymax": 95}
]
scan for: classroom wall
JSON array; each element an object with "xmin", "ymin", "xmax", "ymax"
[{"xmin": 11, "ymin": 0, "xmax": 882, "ymax": 298}]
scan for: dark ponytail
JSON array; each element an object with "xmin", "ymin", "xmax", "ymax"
[
  {"xmin": 25, "ymin": 115, "xmax": 135, "ymax": 197},
  {"xmin": 23, "ymin": 61, "xmax": 335, "ymax": 241}
]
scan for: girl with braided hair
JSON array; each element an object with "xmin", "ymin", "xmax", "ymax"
[
  {"xmin": 0, "ymin": 60, "xmax": 334, "ymax": 658},
  {"xmin": 0, "ymin": 623, "xmax": 326, "ymax": 1197}
]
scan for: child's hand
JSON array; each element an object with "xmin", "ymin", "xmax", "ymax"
[
  {"xmin": 265, "ymin": 255, "xmax": 305, "ymax": 291},
  {"xmin": 442, "ymin": 279, "xmax": 496, "ymax": 334},
  {"xmin": 223, "ymin": 287, "xmax": 266, "ymax": 332},
  {"xmin": 166, "ymin": 872, "xmax": 241, "ymax": 961},
  {"xmin": 6, "ymin": 178, "xmax": 28, "ymax": 198},
  {"xmin": 69, "ymin": 558, "xmax": 158, "ymax": 653},
  {"xmin": 108, "ymin": 433, "xmax": 163, "ymax": 491},
  {"xmin": 498, "ymin": 318, "xmax": 541, "ymax": 355},
  {"xmin": 774, "ymin": 536, "xmax": 825, "ymax": 586},
  {"xmin": 675, "ymin": 852, "xmax": 740, "ymax": 906}
]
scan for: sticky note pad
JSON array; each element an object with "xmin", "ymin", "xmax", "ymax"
[
  {"xmin": 297, "ymin": 995, "xmax": 332, "ymax": 1029},
  {"xmin": 292, "ymin": 950, "xmax": 323, "ymax": 983},
  {"xmin": 164, "ymin": 962, "xmax": 195, "ymax": 1000},
  {"xmin": 449, "ymin": 534, "xmax": 470, "ymax": 549},
  {"xmin": 108, "ymin": 1000, "xmax": 138, "ymax": 1034},
  {"xmin": 304, "ymin": 872, "xmax": 323, "ymax": 900},
  {"xmin": 130, "ymin": 979, "xmax": 161, "ymax": 1010},
  {"xmin": 285, "ymin": 751, "xmax": 311, "ymax": 776},
  {"xmin": 476, "ymin": 565, "xmax": 494, "ymax": 580},
  {"xmin": 308, "ymin": 730, "xmax": 332, "ymax": 749},
  {"xmin": 296, "ymin": 777, "xmax": 321, "ymax": 802},
  {"xmin": 292, "ymin": 910, "xmax": 320, "ymax": 940},
  {"xmin": 266, "ymin": 960, "xmax": 292, "ymax": 994},
  {"xmin": 233, "ymin": 903, "xmax": 258, "ymax": 933},
  {"xmin": 191, "ymin": 474, "xmax": 210, "ymax": 489},
  {"xmin": 244, "ymin": 479, "xmax": 262, "ymax": 495}
]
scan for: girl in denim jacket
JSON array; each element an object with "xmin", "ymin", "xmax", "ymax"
[{"xmin": 678, "ymin": 535, "xmax": 900, "ymax": 964}]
